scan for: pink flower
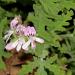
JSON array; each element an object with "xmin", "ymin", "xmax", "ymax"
[
  {"xmin": 22, "ymin": 36, "xmax": 44, "ymax": 50},
  {"xmin": 30, "ymin": 36, "xmax": 44, "ymax": 48},
  {"xmin": 5, "ymin": 37, "xmax": 28, "ymax": 52},
  {"xmin": 4, "ymin": 16, "xmax": 20, "ymax": 42},
  {"xmin": 10, "ymin": 17, "xmax": 19, "ymax": 29},
  {"xmin": 24, "ymin": 26, "xmax": 36, "ymax": 36},
  {"xmin": 16, "ymin": 24, "xmax": 26, "ymax": 35},
  {"xmin": 22, "ymin": 26, "xmax": 44, "ymax": 49},
  {"xmin": 5, "ymin": 16, "xmax": 44, "ymax": 52}
]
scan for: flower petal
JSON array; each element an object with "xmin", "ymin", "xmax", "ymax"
[
  {"xmin": 16, "ymin": 43, "xmax": 21, "ymax": 52},
  {"xmin": 5, "ymin": 43, "xmax": 14, "ymax": 50},
  {"xmin": 31, "ymin": 40, "xmax": 36, "ymax": 49},
  {"xmin": 4, "ymin": 30, "xmax": 14, "ymax": 42},
  {"xmin": 33, "ymin": 37, "xmax": 44, "ymax": 43},
  {"xmin": 22, "ymin": 40, "xmax": 31, "ymax": 50},
  {"xmin": 10, "ymin": 18, "xmax": 18, "ymax": 29},
  {"xmin": 16, "ymin": 39, "xmax": 23, "ymax": 52},
  {"xmin": 5, "ymin": 40, "xmax": 18, "ymax": 51}
]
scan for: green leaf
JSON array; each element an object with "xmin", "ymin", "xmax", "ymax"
[
  {"xmin": 0, "ymin": 17, "xmax": 11, "ymax": 69},
  {"xmin": 19, "ymin": 58, "xmax": 39, "ymax": 75},
  {"xmin": 19, "ymin": 64, "xmax": 33, "ymax": 75},
  {"xmin": 34, "ymin": 44, "xmax": 46, "ymax": 57},
  {"xmin": 0, "ymin": 57, "xmax": 5, "ymax": 70},
  {"xmin": 0, "ymin": 37, "xmax": 5, "ymax": 53},
  {"xmin": 46, "ymin": 54, "xmax": 58, "ymax": 64},
  {"xmin": 45, "ymin": 63, "xmax": 65, "ymax": 75},
  {"xmin": 0, "ymin": 37, "xmax": 11, "ymax": 58},
  {"xmin": 35, "ymin": 67, "xmax": 47, "ymax": 75},
  {"xmin": 66, "ymin": 70, "xmax": 72, "ymax": 75},
  {"xmin": 0, "ymin": 17, "xmax": 8, "ymax": 35},
  {"xmin": 59, "ymin": 44, "xmax": 68, "ymax": 53}
]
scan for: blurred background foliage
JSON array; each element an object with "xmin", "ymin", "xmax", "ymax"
[
  {"xmin": 0, "ymin": 0, "xmax": 34, "ymax": 20},
  {"xmin": 0, "ymin": 0, "xmax": 75, "ymax": 75}
]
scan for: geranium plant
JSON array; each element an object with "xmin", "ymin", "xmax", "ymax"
[{"xmin": 0, "ymin": 0, "xmax": 75, "ymax": 75}]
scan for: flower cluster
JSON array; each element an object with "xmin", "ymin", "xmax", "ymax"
[{"xmin": 4, "ymin": 16, "xmax": 44, "ymax": 52}]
